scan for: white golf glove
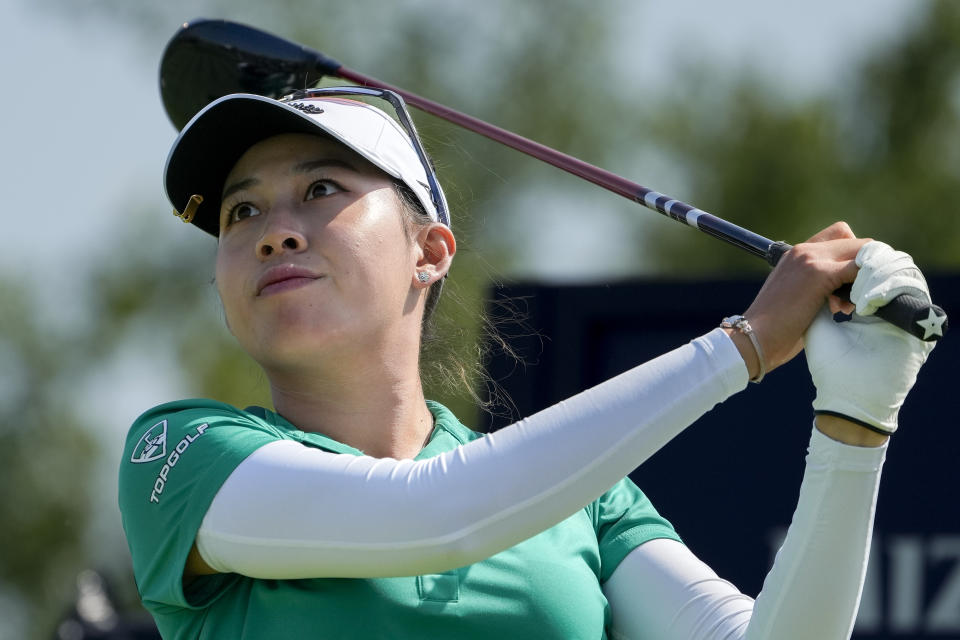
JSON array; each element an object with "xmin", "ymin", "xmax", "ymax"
[{"xmin": 805, "ymin": 241, "xmax": 936, "ymax": 435}]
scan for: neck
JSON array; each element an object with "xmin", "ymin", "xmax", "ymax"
[{"xmin": 265, "ymin": 347, "xmax": 434, "ymax": 460}]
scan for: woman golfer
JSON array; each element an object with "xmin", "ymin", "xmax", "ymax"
[{"xmin": 119, "ymin": 88, "xmax": 935, "ymax": 639}]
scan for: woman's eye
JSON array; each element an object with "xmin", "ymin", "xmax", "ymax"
[
  {"xmin": 228, "ymin": 203, "xmax": 261, "ymax": 224},
  {"xmin": 305, "ymin": 179, "xmax": 343, "ymax": 201}
]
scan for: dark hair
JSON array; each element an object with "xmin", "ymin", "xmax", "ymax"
[{"xmin": 393, "ymin": 182, "xmax": 523, "ymax": 420}]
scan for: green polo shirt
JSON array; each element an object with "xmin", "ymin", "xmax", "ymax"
[{"xmin": 119, "ymin": 399, "xmax": 681, "ymax": 639}]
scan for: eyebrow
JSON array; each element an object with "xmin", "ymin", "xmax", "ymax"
[{"xmin": 221, "ymin": 158, "xmax": 359, "ymax": 202}]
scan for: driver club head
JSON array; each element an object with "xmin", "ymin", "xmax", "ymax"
[{"xmin": 159, "ymin": 18, "xmax": 342, "ymax": 130}]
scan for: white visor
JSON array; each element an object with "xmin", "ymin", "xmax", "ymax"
[{"xmin": 164, "ymin": 93, "xmax": 448, "ymax": 236}]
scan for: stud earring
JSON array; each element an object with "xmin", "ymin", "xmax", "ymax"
[{"xmin": 417, "ymin": 272, "xmax": 430, "ymax": 283}]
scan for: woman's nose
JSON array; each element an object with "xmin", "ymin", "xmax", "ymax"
[{"xmin": 256, "ymin": 212, "xmax": 308, "ymax": 259}]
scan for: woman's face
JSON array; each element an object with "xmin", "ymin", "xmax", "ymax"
[{"xmin": 214, "ymin": 133, "xmax": 425, "ymax": 370}]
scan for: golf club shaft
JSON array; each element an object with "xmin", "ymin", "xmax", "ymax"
[
  {"xmin": 333, "ymin": 65, "xmax": 946, "ymax": 341},
  {"xmin": 336, "ymin": 67, "xmax": 781, "ymax": 263}
]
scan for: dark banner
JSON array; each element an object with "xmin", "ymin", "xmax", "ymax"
[{"xmin": 483, "ymin": 274, "xmax": 960, "ymax": 638}]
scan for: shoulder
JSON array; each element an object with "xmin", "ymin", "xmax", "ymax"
[
  {"xmin": 129, "ymin": 398, "xmax": 258, "ymax": 432},
  {"xmin": 118, "ymin": 399, "xmax": 276, "ymax": 612},
  {"xmin": 119, "ymin": 399, "xmax": 287, "ymax": 509},
  {"xmin": 118, "ymin": 398, "xmax": 286, "ymax": 542},
  {"xmin": 124, "ymin": 399, "xmax": 276, "ymax": 459},
  {"xmin": 592, "ymin": 477, "xmax": 683, "ymax": 582}
]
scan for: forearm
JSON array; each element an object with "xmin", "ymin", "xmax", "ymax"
[
  {"xmin": 604, "ymin": 425, "xmax": 885, "ymax": 640},
  {"xmin": 745, "ymin": 424, "xmax": 886, "ymax": 639},
  {"xmin": 197, "ymin": 329, "xmax": 748, "ymax": 579}
]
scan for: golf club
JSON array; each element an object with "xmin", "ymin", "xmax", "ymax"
[{"xmin": 159, "ymin": 18, "xmax": 947, "ymax": 342}]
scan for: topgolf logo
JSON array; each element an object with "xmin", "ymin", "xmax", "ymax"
[{"xmin": 130, "ymin": 420, "xmax": 168, "ymax": 464}]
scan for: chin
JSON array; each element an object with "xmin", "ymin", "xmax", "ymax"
[{"xmin": 244, "ymin": 316, "xmax": 358, "ymax": 370}]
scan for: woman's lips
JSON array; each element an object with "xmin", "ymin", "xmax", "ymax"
[
  {"xmin": 259, "ymin": 276, "xmax": 320, "ymax": 296},
  {"xmin": 256, "ymin": 265, "xmax": 323, "ymax": 296}
]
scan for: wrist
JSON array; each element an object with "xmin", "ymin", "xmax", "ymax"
[
  {"xmin": 722, "ymin": 327, "xmax": 762, "ymax": 381},
  {"xmin": 721, "ymin": 315, "xmax": 766, "ymax": 382},
  {"xmin": 815, "ymin": 414, "xmax": 889, "ymax": 448}
]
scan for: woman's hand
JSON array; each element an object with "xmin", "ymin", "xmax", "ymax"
[
  {"xmin": 806, "ymin": 241, "xmax": 936, "ymax": 435},
  {"xmin": 729, "ymin": 222, "xmax": 935, "ymax": 440},
  {"xmin": 737, "ymin": 222, "xmax": 870, "ymax": 374}
]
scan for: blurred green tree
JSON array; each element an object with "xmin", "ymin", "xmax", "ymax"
[
  {"xmin": 0, "ymin": 281, "xmax": 97, "ymax": 634},
  {"xmin": 641, "ymin": 0, "xmax": 960, "ymax": 274}
]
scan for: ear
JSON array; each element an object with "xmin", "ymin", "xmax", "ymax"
[{"xmin": 412, "ymin": 223, "xmax": 457, "ymax": 288}]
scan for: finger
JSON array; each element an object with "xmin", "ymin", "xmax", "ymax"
[
  {"xmin": 805, "ymin": 221, "xmax": 857, "ymax": 243},
  {"xmin": 827, "ymin": 258, "xmax": 861, "ymax": 315},
  {"xmin": 787, "ymin": 238, "xmax": 871, "ymax": 265},
  {"xmin": 828, "ymin": 295, "xmax": 856, "ymax": 315},
  {"xmin": 833, "ymin": 255, "xmax": 862, "ymax": 286},
  {"xmin": 832, "ymin": 238, "xmax": 871, "ymax": 260}
]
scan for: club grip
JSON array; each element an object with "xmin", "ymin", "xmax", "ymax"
[
  {"xmin": 874, "ymin": 293, "xmax": 948, "ymax": 342},
  {"xmin": 767, "ymin": 241, "xmax": 947, "ymax": 342}
]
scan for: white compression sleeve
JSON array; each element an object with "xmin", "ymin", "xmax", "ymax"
[
  {"xmin": 196, "ymin": 329, "xmax": 747, "ymax": 579},
  {"xmin": 603, "ymin": 425, "xmax": 887, "ymax": 640},
  {"xmin": 604, "ymin": 538, "xmax": 754, "ymax": 640}
]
